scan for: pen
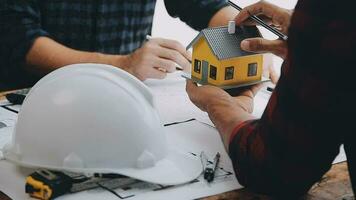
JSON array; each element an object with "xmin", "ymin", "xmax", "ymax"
[
  {"xmin": 146, "ymin": 35, "xmax": 184, "ymax": 71},
  {"xmin": 204, "ymin": 152, "xmax": 220, "ymax": 182},
  {"xmin": 228, "ymin": 0, "xmax": 288, "ymax": 41}
]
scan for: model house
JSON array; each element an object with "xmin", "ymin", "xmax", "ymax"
[{"xmin": 187, "ymin": 21, "xmax": 263, "ymax": 87}]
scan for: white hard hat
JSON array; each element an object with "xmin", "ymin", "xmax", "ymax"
[{"xmin": 4, "ymin": 63, "xmax": 202, "ymax": 185}]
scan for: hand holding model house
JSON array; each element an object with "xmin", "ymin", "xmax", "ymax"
[{"xmin": 186, "ymin": 21, "xmax": 268, "ymax": 89}]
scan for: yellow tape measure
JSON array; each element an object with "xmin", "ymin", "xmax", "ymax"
[{"xmin": 25, "ymin": 170, "xmax": 72, "ymax": 200}]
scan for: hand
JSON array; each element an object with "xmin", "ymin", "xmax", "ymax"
[
  {"xmin": 186, "ymin": 80, "xmax": 260, "ymax": 149},
  {"xmin": 120, "ymin": 38, "xmax": 191, "ymax": 80},
  {"xmin": 186, "ymin": 81, "xmax": 233, "ymax": 112},
  {"xmin": 235, "ymin": 1, "xmax": 293, "ymax": 59},
  {"xmin": 186, "ymin": 80, "xmax": 263, "ymax": 113}
]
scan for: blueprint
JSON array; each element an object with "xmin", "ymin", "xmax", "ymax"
[
  {"xmin": 145, "ymin": 72, "xmax": 272, "ymax": 127},
  {"xmin": 0, "ymin": 89, "xmax": 243, "ymax": 200},
  {"xmin": 0, "ymin": 119, "xmax": 242, "ymax": 200},
  {"xmin": 0, "ymin": 73, "xmax": 348, "ymax": 200},
  {"xmin": 0, "ymin": 105, "xmax": 17, "ymax": 159}
]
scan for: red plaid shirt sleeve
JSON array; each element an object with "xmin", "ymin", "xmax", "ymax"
[{"xmin": 228, "ymin": 0, "xmax": 355, "ymax": 196}]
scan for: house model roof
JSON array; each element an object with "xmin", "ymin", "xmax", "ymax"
[{"xmin": 187, "ymin": 26, "xmax": 262, "ymax": 60}]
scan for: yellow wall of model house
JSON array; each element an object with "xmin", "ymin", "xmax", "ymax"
[
  {"xmin": 219, "ymin": 54, "xmax": 263, "ymax": 85},
  {"xmin": 191, "ymin": 37, "xmax": 263, "ymax": 86},
  {"xmin": 191, "ymin": 37, "xmax": 221, "ymax": 85}
]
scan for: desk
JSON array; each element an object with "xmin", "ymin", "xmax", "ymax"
[
  {"xmin": 204, "ymin": 162, "xmax": 353, "ymax": 200},
  {"xmin": 0, "ymin": 91, "xmax": 353, "ymax": 200}
]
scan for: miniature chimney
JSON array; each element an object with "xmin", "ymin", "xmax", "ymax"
[{"xmin": 228, "ymin": 21, "xmax": 235, "ymax": 34}]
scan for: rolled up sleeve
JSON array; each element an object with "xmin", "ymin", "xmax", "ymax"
[
  {"xmin": 164, "ymin": 0, "xmax": 228, "ymax": 30},
  {"xmin": 0, "ymin": 0, "xmax": 50, "ymax": 73}
]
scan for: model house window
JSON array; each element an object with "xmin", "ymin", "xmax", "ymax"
[
  {"xmin": 194, "ymin": 59, "xmax": 201, "ymax": 73},
  {"xmin": 225, "ymin": 66, "xmax": 234, "ymax": 80},
  {"xmin": 209, "ymin": 65, "xmax": 217, "ymax": 80},
  {"xmin": 248, "ymin": 63, "xmax": 258, "ymax": 76}
]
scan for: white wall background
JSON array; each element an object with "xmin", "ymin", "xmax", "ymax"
[{"xmin": 152, "ymin": 0, "xmax": 298, "ymax": 73}]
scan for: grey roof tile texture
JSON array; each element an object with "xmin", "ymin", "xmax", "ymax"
[{"xmin": 188, "ymin": 26, "xmax": 262, "ymax": 60}]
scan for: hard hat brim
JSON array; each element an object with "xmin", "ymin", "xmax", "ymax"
[
  {"xmin": 4, "ymin": 148, "xmax": 203, "ymax": 186},
  {"xmin": 111, "ymin": 150, "xmax": 203, "ymax": 185}
]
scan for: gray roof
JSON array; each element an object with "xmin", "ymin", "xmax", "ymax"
[{"xmin": 187, "ymin": 26, "xmax": 262, "ymax": 60}]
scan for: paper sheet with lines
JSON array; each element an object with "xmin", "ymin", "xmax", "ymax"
[{"xmin": 0, "ymin": 73, "xmax": 347, "ymax": 200}]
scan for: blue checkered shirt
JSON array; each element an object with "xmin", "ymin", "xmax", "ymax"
[{"xmin": 0, "ymin": 0, "xmax": 228, "ymax": 90}]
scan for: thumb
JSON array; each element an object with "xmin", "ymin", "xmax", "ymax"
[
  {"xmin": 186, "ymin": 79, "xmax": 197, "ymax": 93},
  {"xmin": 241, "ymin": 38, "xmax": 287, "ymax": 59}
]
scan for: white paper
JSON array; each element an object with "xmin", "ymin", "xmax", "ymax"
[
  {"xmin": 145, "ymin": 73, "xmax": 214, "ymax": 127},
  {"xmin": 0, "ymin": 100, "xmax": 10, "ymax": 106},
  {"xmin": 334, "ymin": 145, "xmax": 347, "ymax": 164},
  {"xmin": 57, "ymin": 120, "xmax": 241, "ymax": 200},
  {"xmin": 0, "ymin": 74, "xmax": 348, "ymax": 200},
  {"xmin": 0, "ymin": 120, "xmax": 241, "ymax": 200},
  {"xmin": 3, "ymin": 105, "xmax": 21, "ymax": 113},
  {"xmin": 0, "ymin": 105, "xmax": 17, "ymax": 155},
  {"xmin": 0, "ymin": 119, "xmax": 347, "ymax": 200},
  {"xmin": 145, "ymin": 73, "xmax": 273, "ymax": 127},
  {"xmin": 251, "ymin": 87, "xmax": 272, "ymax": 118}
]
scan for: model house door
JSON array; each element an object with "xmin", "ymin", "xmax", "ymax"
[{"xmin": 201, "ymin": 60, "xmax": 209, "ymax": 84}]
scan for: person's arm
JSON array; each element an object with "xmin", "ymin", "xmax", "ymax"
[
  {"xmin": 1, "ymin": 1, "xmax": 191, "ymax": 81},
  {"xmin": 187, "ymin": 0, "xmax": 352, "ymax": 197},
  {"xmin": 164, "ymin": 0, "xmax": 231, "ymax": 30},
  {"xmin": 25, "ymin": 36, "xmax": 192, "ymax": 80},
  {"xmin": 186, "ymin": 81, "xmax": 259, "ymax": 148},
  {"xmin": 208, "ymin": 6, "xmax": 238, "ymax": 27},
  {"xmin": 25, "ymin": 37, "xmax": 126, "ymax": 75}
]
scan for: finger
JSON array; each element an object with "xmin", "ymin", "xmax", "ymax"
[
  {"xmin": 186, "ymin": 80, "xmax": 198, "ymax": 94},
  {"xmin": 148, "ymin": 68, "xmax": 167, "ymax": 79},
  {"xmin": 186, "ymin": 80, "xmax": 207, "ymax": 110},
  {"xmin": 240, "ymin": 38, "xmax": 287, "ymax": 58},
  {"xmin": 183, "ymin": 60, "xmax": 191, "ymax": 72},
  {"xmin": 250, "ymin": 83, "xmax": 264, "ymax": 96},
  {"xmin": 154, "ymin": 58, "xmax": 177, "ymax": 73},
  {"xmin": 186, "ymin": 80, "xmax": 201, "ymax": 102},
  {"xmin": 184, "ymin": 50, "xmax": 193, "ymax": 72},
  {"xmin": 153, "ymin": 38, "xmax": 192, "ymax": 61},
  {"xmin": 157, "ymin": 47, "xmax": 191, "ymax": 70},
  {"xmin": 235, "ymin": 1, "xmax": 284, "ymax": 26},
  {"xmin": 238, "ymin": 14, "xmax": 272, "ymax": 26},
  {"xmin": 235, "ymin": 1, "xmax": 271, "ymax": 24},
  {"xmin": 231, "ymin": 85, "xmax": 260, "ymax": 98}
]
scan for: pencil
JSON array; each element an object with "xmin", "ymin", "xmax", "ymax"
[{"xmin": 228, "ymin": 0, "xmax": 288, "ymax": 41}]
